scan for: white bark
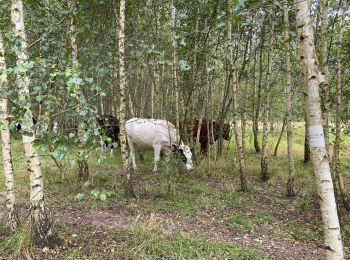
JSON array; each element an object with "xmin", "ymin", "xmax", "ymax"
[
  {"xmin": 11, "ymin": 0, "xmax": 52, "ymax": 246},
  {"xmin": 118, "ymin": 0, "xmax": 133, "ymax": 196},
  {"xmin": 260, "ymin": 17, "xmax": 274, "ymax": 181},
  {"xmin": 171, "ymin": 3, "xmax": 179, "ymax": 129},
  {"xmin": 0, "ymin": 31, "xmax": 19, "ymax": 231},
  {"xmin": 334, "ymin": 15, "xmax": 350, "ymax": 211},
  {"xmin": 283, "ymin": 1, "xmax": 296, "ymax": 197},
  {"xmin": 227, "ymin": 0, "xmax": 247, "ymax": 192},
  {"xmin": 320, "ymin": 0, "xmax": 330, "ymax": 154},
  {"xmin": 70, "ymin": 0, "xmax": 89, "ymax": 180},
  {"xmin": 295, "ymin": 0, "xmax": 344, "ymax": 258}
]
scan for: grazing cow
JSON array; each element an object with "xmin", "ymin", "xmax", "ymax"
[
  {"xmin": 97, "ymin": 115, "xmax": 119, "ymax": 155},
  {"xmin": 125, "ymin": 118, "xmax": 193, "ymax": 172},
  {"xmin": 175, "ymin": 119, "xmax": 231, "ymax": 155}
]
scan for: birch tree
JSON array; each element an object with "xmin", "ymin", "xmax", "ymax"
[
  {"xmin": 260, "ymin": 16, "xmax": 274, "ymax": 182},
  {"xmin": 253, "ymin": 23, "xmax": 265, "ymax": 154},
  {"xmin": 11, "ymin": 0, "xmax": 52, "ymax": 246},
  {"xmin": 319, "ymin": 0, "xmax": 330, "ymax": 154},
  {"xmin": 334, "ymin": 11, "xmax": 350, "ymax": 211},
  {"xmin": 295, "ymin": 0, "xmax": 344, "ymax": 258},
  {"xmin": 118, "ymin": 0, "xmax": 134, "ymax": 196},
  {"xmin": 70, "ymin": 0, "xmax": 89, "ymax": 180},
  {"xmin": 0, "ymin": 31, "xmax": 19, "ymax": 231},
  {"xmin": 227, "ymin": 0, "xmax": 247, "ymax": 192},
  {"xmin": 283, "ymin": 1, "xmax": 296, "ymax": 197},
  {"xmin": 171, "ymin": 3, "xmax": 179, "ymax": 129}
]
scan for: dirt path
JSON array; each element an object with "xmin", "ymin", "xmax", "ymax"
[{"xmin": 55, "ymin": 205, "xmax": 326, "ymax": 259}]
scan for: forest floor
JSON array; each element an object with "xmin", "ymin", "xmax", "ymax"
[{"xmin": 0, "ymin": 127, "xmax": 350, "ymax": 259}]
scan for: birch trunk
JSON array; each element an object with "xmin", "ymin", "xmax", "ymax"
[
  {"xmin": 11, "ymin": 0, "xmax": 52, "ymax": 246},
  {"xmin": 70, "ymin": 0, "xmax": 89, "ymax": 180},
  {"xmin": 196, "ymin": 18, "xmax": 209, "ymax": 149},
  {"xmin": 0, "ymin": 31, "xmax": 19, "ymax": 231},
  {"xmin": 241, "ymin": 75, "xmax": 248, "ymax": 156},
  {"xmin": 128, "ymin": 94, "xmax": 135, "ymax": 117},
  {"xmin": 334, "ymin": 19, "xmax": 350, "ymax": 211},
  {"xmin": 284, "ymin": 1, "xmax": 296, "ymax": 197},
  {"xmin": 260, "ymin": 17, "xmax": 274, "ymax": 182},
  {"xmin": 319, "ymin": 0, "xmax": 330, "ymax": 154},
  {"xmin": 227, "ymin": 0, "xmax": 247, "ymax": 191},
  {"xmin": 295, "ymin": 0, "xmax": 344, "ymax": 258},
  {"xmin": 171, "ymin": 4, "xmax": 179, "ymax": 129},
  {"xmin": 211, "ymin": 121, "xmax": 217, "ymax": 161},
  {"xmin": 156, "ymin": 1, "xmax": 162, "ymax": 118},
  {"xmin": 151, "ymin": 78, "xmax": 154, "ymax": 118},
  {"xmin": 273, "ymin": 114, "xmax": 287, "ymax": 157},
  {"xmin": 118, "ymin": 0, "xmax": 134, "ymax": 197},
  {"xmin": 304, "ymin": 113, "xmax": 311, "ymax": 163},
  {"xmin": 253, "ymin": 25, "xmax": 265, "ymax": 154}
]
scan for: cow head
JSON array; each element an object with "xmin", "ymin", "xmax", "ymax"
[{"xmin": 172, "ymin": 143, "xmax": 193, "ymax": 171}]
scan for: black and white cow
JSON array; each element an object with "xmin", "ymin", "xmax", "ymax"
[
  {"xmin": 97, "ymin": 115, "xmax": 120, "ymax": 155},
  {"xmin": 125, "ymin": 118, "xmax": 193, "ymax": 172}
]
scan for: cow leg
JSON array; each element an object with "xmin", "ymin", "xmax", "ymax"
[
  {"xmin": 201, "ymin": 139, "xmax": 208, "ymax": 156},
  {"xmin": 153, "ymin": 145, "xmax": 162, "ymax": 173},
  {"xmin": 128, "ymin": 140, "xmax": 138, "ymax": 172}
]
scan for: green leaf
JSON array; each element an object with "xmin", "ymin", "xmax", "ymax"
[
  {"xmin": 75, "ymin": 193, "xmax": 85, "ymax": 201},
  {"xmin": 91, "ymin": 190, "xmax": 100, "ymax": 197},
  {"xmin": 100, "ymin": 194, "xmax": 107, "ymax": 201},
  {"xmin": 70, "ymin": 159, "xmax": 77, "ymax": 166},
  {"xmin": 84, "ymin": 181, "xmax": 92, "ymax": 187},
  {"xmin": 51, "ymin": 149, "xmax": 65, "ymax": 160},
  {"xmin": 180, "ymin": 38, "xmax": 186, "ymax": 46},
  {"xmin": 71, "ymin": 77, "xmax": 83, "ymax": 85},
  {"xmin": 86, "ymin": 77, "xmax": 93, "ymax": 83},
  {"xmin": 288, "ymin": 31, "xmax": 296, "ymax": 38}
]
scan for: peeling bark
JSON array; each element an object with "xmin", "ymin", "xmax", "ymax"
[
  {"xmin": 260, "ymin": 17, "xmax": 274, "ymax": 182},
  {"xmin": 295, "ymin": 0, "xmax": 344, "ymax": 258},
  {"xmin": 319, "ymin": 0, "xmax": 330, "ymax": 154},
  {"xmin": 118, "ymin": 0, "xmax": 134, "ymax": 197},
  {"xmin": 227, "ymin": 0, "xmax": 247, "ymax": 192},
  {"xmin": 70, "ymin": 0, "xmax": 89, "ymax": 181},
  {"xmin": 0, "ymin": 31, "xmax": 19, "ymax": 231},
  {"xmin": 171, "ymin": 3, "xmax": 179, "ymax": 130},
  {"xmin": 334, "ymin": 16, "xmax": 350, "ymax": 211},
  {"xmin": 11, "ymin": 0, "xmax": 52, "ymax": 246},
  {"xmin": 283, "ymin": 1, "xmax": 296, "ymax": 197}
]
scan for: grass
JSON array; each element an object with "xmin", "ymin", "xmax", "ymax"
[
  {"xmin": 0, "ymin": 220, "xmax": 32, "ymax": 259},
  {"xmin": 118, "ymin": 226, "xmax": 260, "ymax": 259},
  {"xmin": 229, "ymin": 213, "xmax": 254, "ymax": 232},
  {"xmin": 0, "ymin": 126, "xmax": 350, "ymax": 259},
  {"xmin": 287, "ymin": 223, "xmax": 323, "ymax": 242}
]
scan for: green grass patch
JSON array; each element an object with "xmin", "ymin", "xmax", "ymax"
[
  {"xmin": 0, "ymin": 221, "xmax": 32, "ymax": 259},
  {"xmin": 142, "ymin": 191, "xmax": 205, "ymax": 216},
  {"xmin": 282, "ymin": 221, "xmax": 322, "ymax": 242},
  {"xmin": 229, "ymin": 213, "xmax": 253, "ymax": 233},
  {"xmin": 118, "ymin": 226, "xmax": 260, "ymax": 259}
]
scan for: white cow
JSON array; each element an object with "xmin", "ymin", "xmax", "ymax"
[{"xmin": 125, "ymin": 118, "xmax": 193, "ymax": 172}]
